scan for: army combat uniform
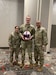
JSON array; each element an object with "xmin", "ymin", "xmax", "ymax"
[
  {"xmin": 8, "ymin": 31, "xmax": 21, "ymax": 64},
  {"xmin": 20, "ymin": 24, "xmax": 35, "ymax": 65},
  {"xmin": 34, "ymin": 26, "xmax": 48, "ymax": 68}
]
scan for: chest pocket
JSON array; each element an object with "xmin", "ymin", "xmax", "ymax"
[{"xmin": 35, "ymin": 30, "xmax": 42, "ymax": 39}]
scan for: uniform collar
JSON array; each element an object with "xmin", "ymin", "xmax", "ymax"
[
  {"xmin": 37, "ymin": 27, "xmax": 41, "ymax": 31},
  {"xmin": 14, "ymin": 31, "xmax": 19, "ymax": 34},
  {"xmin": 25, "ymin": 24, "xmax": 30, "ymax": 28}
]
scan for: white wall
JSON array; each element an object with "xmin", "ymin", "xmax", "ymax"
[
  {"xmin": 0, "ymin": 0, "xmax": 24, "ymax": 47},
  {"xmin": 46, "ymin": 0, "xmax": 53, "ymax": 51},
  {"xmin": 40, "ymin": 0, "xmax": 53, "ymax": 51},
  {"xmin": 41, "ymin": 0, "xmax": 50, "ymax": 29},
  {"xmin": 52, "ymin": 2, "xmax": 56, "ymax": 24},
  {"xmin": 24, "ymin": 0, "xmax": 37, "ymax": 25}
]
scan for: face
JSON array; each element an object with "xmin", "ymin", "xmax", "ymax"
[
  {"xmin": 15, "ymin": 26, "xmax": 19, "ymax": 33},
  {"xmin": 26, "ymin": 16, "xmax": 31, "ymax": 24},
  {"xmin": 36, "ymin": 22, "xmax": 41, "ymax": 28}
]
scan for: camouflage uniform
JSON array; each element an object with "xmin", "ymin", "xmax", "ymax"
[
  {"xmin": 8, "ymin": 31, "xmax": 21, "ymax": 63},
  {"xmin": 20, "ymin": 24, "xmax": 35, "ymax": 65},
  {"xmin": 34, "ymin": 27, "xmax": 48, "ymax": 67}
]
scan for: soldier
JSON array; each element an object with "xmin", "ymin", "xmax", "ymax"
[
  {"xmin": 8, "ymin": 26, "xmax": 21, "ymax": 66},
  {"xmin": 34, "ymin": 21, "xmax": 48, "ymax": 71},
  {"xmin": 20, "ymin": 16, "xmax": 35, "ymax": 68}
]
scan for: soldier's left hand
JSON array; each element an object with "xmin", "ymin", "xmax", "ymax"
[{"xmin": 29, "ymin": 36, "xmax": 32, "ymax": 40}]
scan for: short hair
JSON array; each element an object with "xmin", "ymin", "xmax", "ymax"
[
  {"xmin": 26, "ymin": 15, "xmax": 31, "ymax": 19},
  {"xmin": 36, "ymin": 21, "xmax": 41, "ymax": 24},
  {"xmin": 15, "ymin": 26, "xmax": 19, "ymax": 29}
]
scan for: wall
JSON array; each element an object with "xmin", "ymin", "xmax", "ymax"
[
  {"xmin": 50, "ymin": 1, "xmax": 56, "ymax": 48},
  {"xmin": 41, "ymin": 0, "xmax": 50, "ymax": 29},
  {"xmin": 24, "ymin": 0, "xmax": 37, "ymax": 25},
  {"xmin": 0, "ymin": 0, "xmax": 24, "ymax": 47},
  {"xmin": 52, "ymin": 2, "xmax": 56, "ymax": 24},
  {"xmin": 40, "ymin": 0, "xmax": 53, "ymax": 51}
]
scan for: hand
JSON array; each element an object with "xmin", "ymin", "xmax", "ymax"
[
  {"xmin": 20, "ymin": 33, "xmax": 24, "ymax": 40},
  {"xmin": 42, "ymin": 45, "xmax": 46, "ymax": 51},
  {"xmin": 25, "ymin": 36, "xmax": 32, "ymax": 40},
  {"xmin": 25, "ymin": 36, "xmax": 33, "ymax": 40},
  {"xmin": 29, "ymin": 35, "xmax": 34, "ymax": 40},
  {"xmin": 24, "ymin": 38, "xmax": 30, "ymax": 41},
  {"xmin": 21, "ymin": 36, "xmax": 24, "ymax": 40}
]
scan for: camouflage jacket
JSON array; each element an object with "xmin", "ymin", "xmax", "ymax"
[
  {"xmin": 8, "ymin": 31, "xmax": 21, "ymax": 48},
  {"xmin": 35, "ymin": 26, "xmax": 48, "ymax": 46},
  {"xmin": 20, "ymin": 24, "xmax": 35, "ymax": 40}
]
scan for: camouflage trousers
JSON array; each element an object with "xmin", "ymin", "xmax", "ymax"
[
  {"xmin": 21, "ymin": 41, "xmax": 32, "ymax": 65},
  {"xmin": 10, "ymin": 48, "xmax": 20, "ymax": 63},
  {"xmin": 34, "ymin": 45, "xmax": 44, "ymax": 67}
]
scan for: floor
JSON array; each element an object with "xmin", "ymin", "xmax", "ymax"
[{"xmin": 0, "ymin": 48, "xmax": 56, "ymax": 75}]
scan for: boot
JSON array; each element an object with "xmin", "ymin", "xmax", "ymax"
[
  {"xmin": 10, "ymin": 62, "xmax": 13, "ymax": 67},
  {"xmin": 17, "ymin": 63, "xmax": 23, "ymax": 68},
  {"xmin": 37, "ymin": 66, "xmax": 43, "ymax": 72}
]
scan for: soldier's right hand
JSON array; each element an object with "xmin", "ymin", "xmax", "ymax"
[
  {"xmin": 20, "ymin": 33, "xmax": 24, "ymax": 40},
  {"xmin": 22, "ymin": 36, "xmax": 25, "ymax": 40},
  {"xmin": 21, "ymin": 35, "xmax": 24, "ymax": 40}
]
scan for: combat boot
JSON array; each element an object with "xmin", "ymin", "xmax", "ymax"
[
  {"xmin": 23, "ymin": 64, "xmax": 30, "ymax": 69},
  {"xmin": 37, "ymin": 66, "xmax": 43, "ymax": 72},
  {"xmin": 10, "ymin": 62, "xmax": 13, "ymax": 67},
  {"xmin": 17, "ymin": 63, "xmax": 23, "ymax": 68},
  {"xmin": 32, "ymin": 63, "xmax": 37, "ymax": 67},
  {"xmin": 13, "ymin": 61, "xmax": 18, "ymax": 65},
  {"xmin": 29, "ymin": 64, "xmax": 33, "ymax": 68}
]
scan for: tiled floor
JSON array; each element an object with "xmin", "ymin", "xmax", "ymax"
[{"xmin": 0, "ymin": 49, "xmax": 56, "ymax": 75}]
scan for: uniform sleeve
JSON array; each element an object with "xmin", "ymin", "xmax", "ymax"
[
  {"xmin": 42, "ymin": 29, "xmax": 48, "ymax": 46},
  {"xmin": 19, "ymin": 33, "xmax": 22, "ymax": 41},
  {"xmin": 31, "ymin": 27, "xmax": 35, "ymax": 39},
  {"xmin": 20, "ymin": 25, "xmax": 23, "ymax": 34},
  {"xmin": 19, "ymin": 25, "xmax": 24, "ymax": 38},
  {"xmin": 8, "ymin": 34, "xmax": 13, "ymax": 47}
]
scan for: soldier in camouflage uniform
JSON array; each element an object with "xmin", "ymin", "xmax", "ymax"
[
  {"xmin": 34, "ymin": 21, "xmax": 48, "ymax": 71},
  {"xmin": 20, "ymin": 16, "xmax": 35, "ymax": 67},
  {"xmin": 8, "ymin": 26, "xmax": 21, "ymax": 66}
]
